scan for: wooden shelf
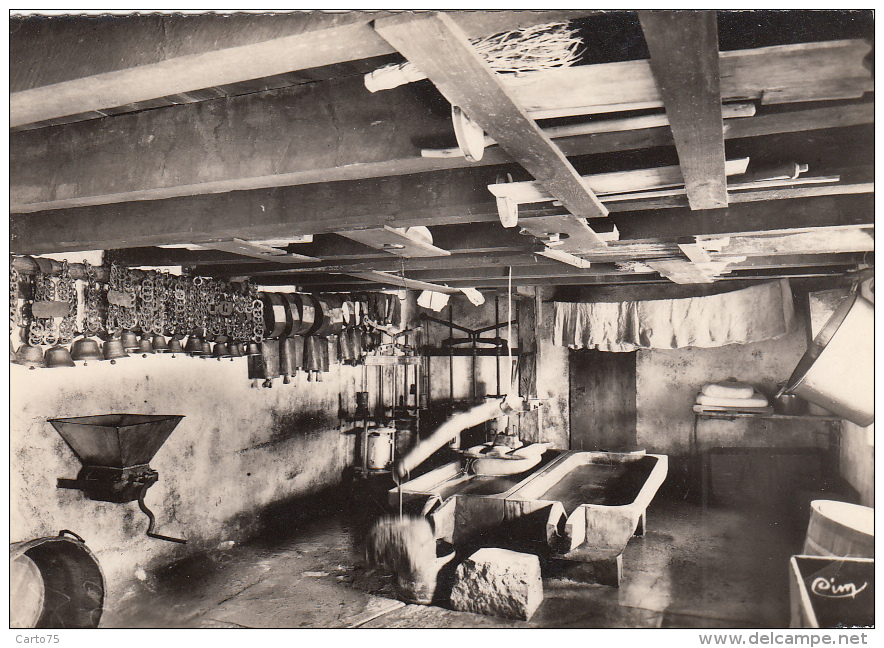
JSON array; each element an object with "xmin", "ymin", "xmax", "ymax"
[{"xmin": 695, "ymin": 410, "xmax": 842, "ymax": 422}]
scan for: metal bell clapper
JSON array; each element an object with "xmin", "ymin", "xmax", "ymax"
[
  {"xmin": 120, "ymin": 330, "xmax": 141, "ymax": 352},
  {"xmin": 70, "ymin": 337, "xmax": 103, "ymax": 365},
  {"xmin": 102, "ymin": 338, "xmax": 129, "ymax": 364},
  {"xmin": 14, "ymin": 343, "xmax": 45, "ymax": 369}
]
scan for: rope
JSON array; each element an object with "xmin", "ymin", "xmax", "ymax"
[{"xmin": 508, "ymin": 266, "xmax": 513, "ymax": 394}]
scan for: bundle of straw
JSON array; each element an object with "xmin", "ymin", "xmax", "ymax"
[{"xmin": 364, "ymin": 21, "xmax": 583, "ymax": 92}]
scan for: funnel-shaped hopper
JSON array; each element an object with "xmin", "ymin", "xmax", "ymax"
[{"xmin": 49, "ymin": 414, "xmax": 184, "ymax": 468}]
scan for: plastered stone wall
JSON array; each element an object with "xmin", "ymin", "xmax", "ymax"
[
  {"xmin": 635, "ymin": 325, "xmax": 816, "ymax": 454},
  {"xmin": 10, "ymin": 353, "xmax": 359, "ymax": 591}
]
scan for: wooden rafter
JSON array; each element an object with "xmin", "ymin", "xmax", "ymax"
[
  {"xmin": 372, "ymin": 11, "xmax": 608, "ymax": 243},
  {"xmin": 639, "ymin": 10, "xmax": 728, "ymax": 210}
]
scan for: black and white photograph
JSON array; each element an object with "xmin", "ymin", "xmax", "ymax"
[{"xmin": 7, "ymin": 7, "xmax": 876, "ymax": 638}]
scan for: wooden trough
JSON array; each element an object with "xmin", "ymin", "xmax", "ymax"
[{"xmin": 391, "ymin": 450, "xmax": 668, "ymax": 586}]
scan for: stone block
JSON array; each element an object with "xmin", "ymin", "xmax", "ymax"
[{"xmin": 449, "ymin": 547, "xmax": 543, "ymax": 620}]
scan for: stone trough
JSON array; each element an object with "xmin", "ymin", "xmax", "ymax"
[{"xmin": 390, "ymin": 450, "xmax": 668, "ymax": 586}]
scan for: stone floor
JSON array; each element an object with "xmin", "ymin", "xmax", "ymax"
[{"xmin": 100, "ymin": 484, "xmax": 807, "ymax": 629}]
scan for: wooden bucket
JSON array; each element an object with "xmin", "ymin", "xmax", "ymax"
[
  {"xmin": 803, "ymin": 500, "xmax": 874, "ymax": 558},
  {"xmin": 9, "ymin": 530, "xmax": 105, "ymax": 628}
]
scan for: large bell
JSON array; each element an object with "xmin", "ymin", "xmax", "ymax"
[
  {"xmin": 139, "ymin": 335, "xmax": 155, "ymax": 357},
  {"xmin": 70, "ymin": 337, "xmax": 104, "ymax": 364},
  {"xmin": 184, "ymin": 334, "xmax": 204, "ymax": 355},
  {"xmin": 151, "ymin": 334, "xmax": 170, "ymax": 353},
  {"xmin": 212, "ymin": 342, "xmax": 231, "ymax": 360},
  {"xmin": 120, "ymin": 330, "xmax": 141, "ymax": 352},
  {"xmin": 14, "ymin": 344, "xmax": 45, "ymax": 369},
  {"xmin": 44, "ymin": 345, "xmax": 76, "ymax": 368},
  {"xmin": 103, "ymin": 338, "xmax": 129, "ymax": 364},
  {"xmin": 167, "ymin": 337, "xmax": 184, "ymax": 357}
]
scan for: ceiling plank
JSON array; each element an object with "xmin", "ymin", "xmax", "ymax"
[
  {"xmin": 372, "ymin": 11, "xmax": 608, "ymax": 240},
  {"xmin": 488, "ymin": 158, "xmax": 749, "ymax": 206},
  {"xmin": 11, "ymin": 11, "xmax": 593, "ymax": 128},
  {"xmin": 639, "ymin": 10, "xmax": 727, "ymax": 210},
  {"xmin": 337, "ymin": 226, "xmax": 451, "ymax": 257},
  {"xmin": 200, "ymin": 239, "xmax": 317, "ymax": 262},
  {"xmin": 347, "ymin": 271, "xmax": 458, "ymax": 294}
]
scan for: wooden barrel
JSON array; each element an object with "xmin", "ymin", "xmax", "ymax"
[
  {"xmin": 9, "ymin": 531, "xmax": 105, "ymax": 628},
  {"xmin": 803, "ymin": 500, "xmax": 874, "ymax": 558}
]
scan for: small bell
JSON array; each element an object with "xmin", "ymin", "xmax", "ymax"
[
  {"xmin": 14, "ymin": 344, "xmax": 45, "ymax": 369},
  {"xmin": 228, "ymin": 343, "xmax": 244, "ymax": 360},
  {"xmin": 139, "ymin": 336, "xmax": 155, "ymax": 357},
  {"xmin": 246, "ymin": 342, "xmax": 262, "ymax": 357},
  {"xmin": 102, "ymin": 338, "xmax": 129, "ymax": 364},
  {"xmin": 120, "ymin": 330, "xmax": 141, "ymax": 352},
  {"xmin": 70, "ymin": 337, "xmax": 103, "ymax": 365},
  {"xmin": 167, "ymin": 337, "xmax": 185, "ymax": 357},
  {"xmin": 44, "ymin": 345, "xmax": 76, "ymax": 368},
  {"xmin": 151, "ymin": 334, "xmax": 170, "ymax": 353},
  {"xmin": 200, "ymin": 341, "xmax": 213, "ymax": 358}
]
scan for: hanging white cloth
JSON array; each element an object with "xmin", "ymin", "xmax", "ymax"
[{"xmin": 554, "ymin": 279, "xmax": 797, "ymax": 352}]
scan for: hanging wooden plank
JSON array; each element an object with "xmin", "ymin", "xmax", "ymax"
[
  {"xmin": 535, "ymin": 249, "xmax": 592, "ymax": 269},
  {"xmin": 372, "ymin": 11, "xmax": 609, "ymax": 240},
  {"xmin": 337, "ymin": 227, "xmax": 451, "ymax": 258},
  {"xmin": 639, "ymin": 11, "xmax": 727, "ymax": 210},
  {"xmin": 421, "ymin": 102, "xmax": 756, "ymax": 158},
  {"xmin": 488, "ymin": 158, "xmax": 749, "ymax": 206},
  {"xmin": 348, "ymin": 271, "xmax": 458, "ymax": 294},
  {"xmin": 200, "ymin": 239, "xmax": 317, "ymax": 262}
]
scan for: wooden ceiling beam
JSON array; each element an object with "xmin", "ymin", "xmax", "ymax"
[
  {"xmin": 639, "ymin": 11, "xmax": 728, "ymax": 210},
  {"xmin": 11, "ymin": 82, "xmax": 872, "ymax": 214},
  {"xmin": 12, "ymin": 167, "xmax": 874, "ymax": 256},
  {"xmin": 11, "ymin": 11, "xmax": 593, "ymax": 128},
  {"xmin": 371, "ymin": 11, "xmax": 608, "ymax": 240}
]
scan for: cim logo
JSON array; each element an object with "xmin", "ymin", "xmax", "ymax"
[{"xmin": 810, "ymin": 576, "xmax": 868, "ymax": 599}]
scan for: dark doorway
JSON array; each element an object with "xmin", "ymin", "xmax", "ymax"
[{"xmin": 569, "ymin": 349, "xmax": 637, "ymax": 451}]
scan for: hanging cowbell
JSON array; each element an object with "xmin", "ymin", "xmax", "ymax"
[
  {"xmin": 183, "ymin": 333, "xmax": 204, "ymax": 355},
  {"xmin": 167, "ymin": 337, "xmax": 185, "ymax": 357},
  {"xmin": 120, "ymin": 330, "xmax": 141, "ymax": 352},
  {"xmin": 70, "ymin": 337, "xmax": 103, "ymax": 365},
  {"xmin": 14, "ymin": 344, "xmax": 45, "ymax": 369},
  {"xmin": 151, "ymin": 334, "xmax": 170, "ymax": 354},
  {"xmin": 102, "ymin": 338, "xmax": 129, "ymax": 364},
  {"xmin": 44, "ymin": 345, "xmax": 76, "ymax": 368},
  {"xmin": 138, "ymin": 336, "xmax": 154, "ymax": 357}
]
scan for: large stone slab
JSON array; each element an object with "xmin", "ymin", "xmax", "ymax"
[{"xmin": 449, "ymin": 548, "xmax": 543, "ymax": 620}]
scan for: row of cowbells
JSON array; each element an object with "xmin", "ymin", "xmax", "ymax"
[
  {"xmin": 11, "ymin": 332, "xmax": 260, "ymax": 368},
  {"xmin": 249, "ymin": 335, "xmax": 333, "ymax": 387}
]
